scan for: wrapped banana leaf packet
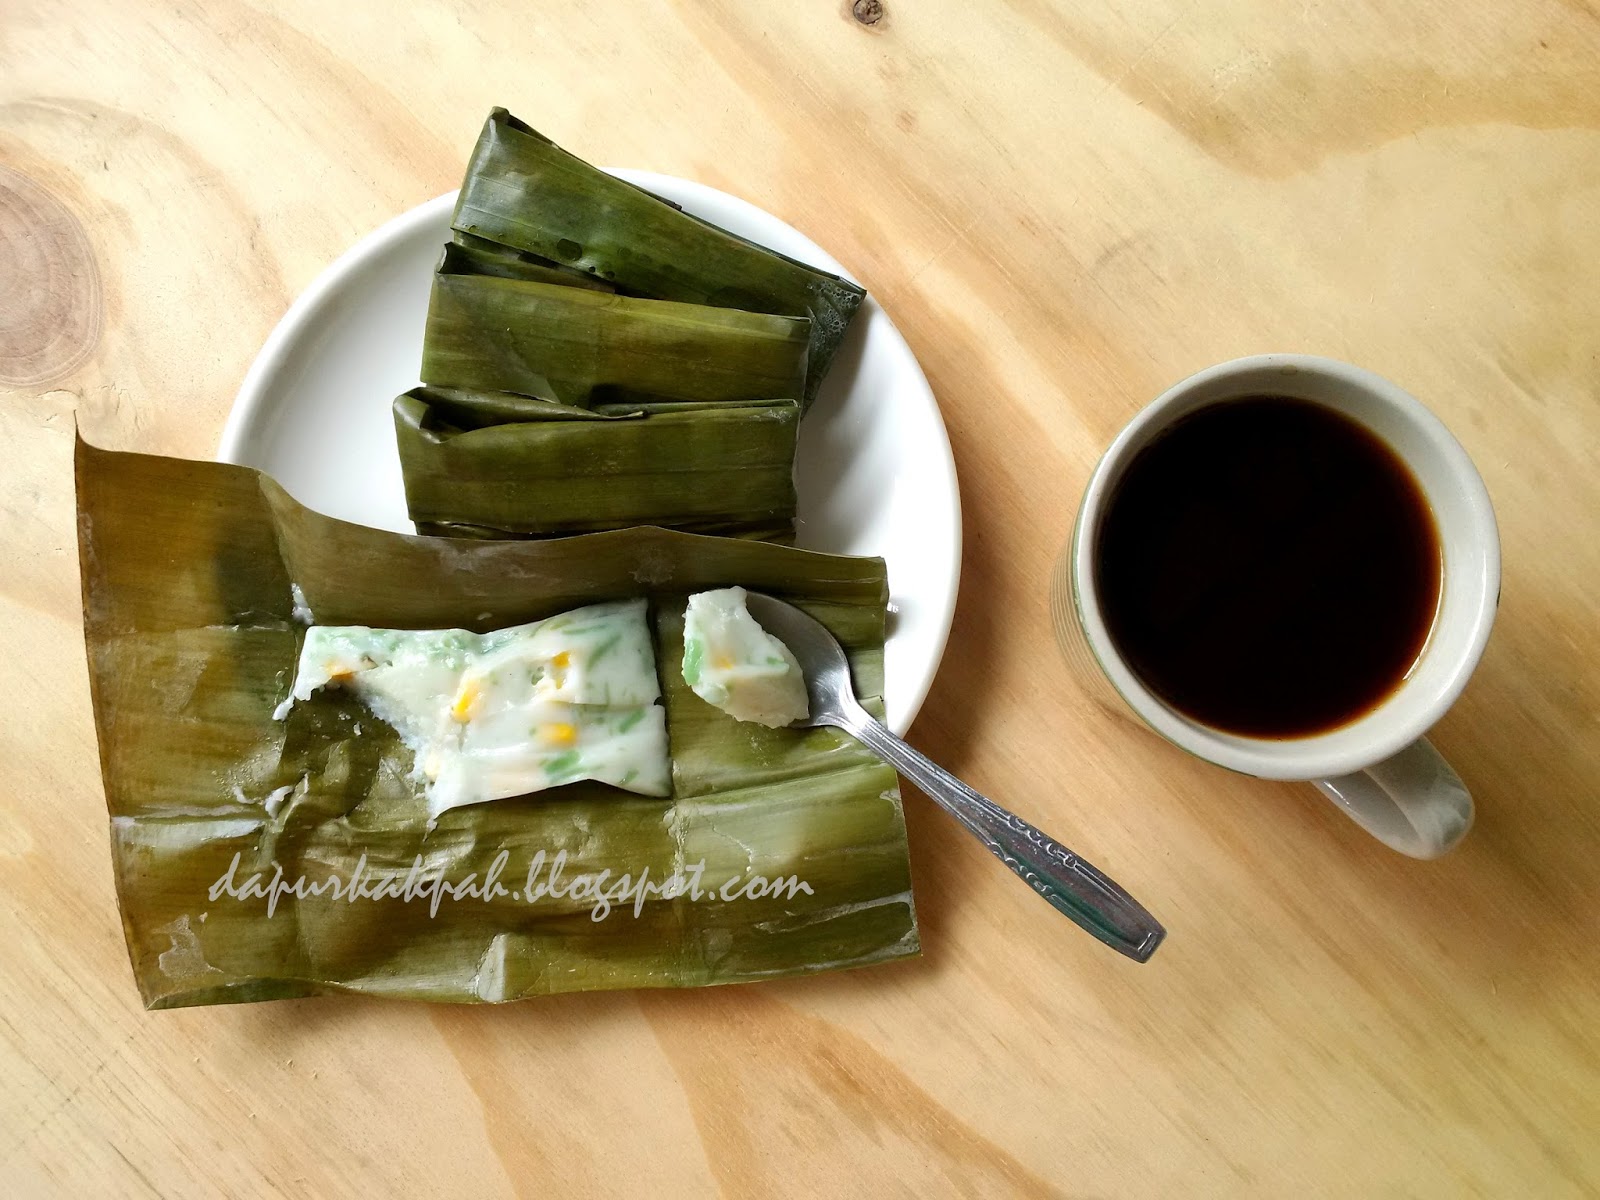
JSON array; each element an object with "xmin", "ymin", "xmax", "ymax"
[
  {"xmin": 451, "ymin": 108, "xmax": 865, "ymax": 409},
  {"xmin": 77, "ymin": 439, "xmax": 918, "ymax": 1009},
  {"xmin": 394, "ymin": 388, "xmax": 801, "ymax": 542},
  {"xmin": 398, "ymin": 108, "xmax": 870, "ymax": 543},
  {"xmin": 421, "ymin": 242, "xmax": 813, "ymax": 406}
]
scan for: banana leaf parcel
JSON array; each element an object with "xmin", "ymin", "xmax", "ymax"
[
  {"xmin": 394, "ymin": 388, "xmax": 800, "ymax": 541},
  {"xmin": 422, "ymin": 252, "xmax": 811, "ymax": 406},
  {"xmin": 451, "ymin": 108, "xmax": 866, "ymax": 408},
  {"xmin": 444, "ymin": 233, "xmax": 616, "ymax": 292},
  {"xmin": 76, "ymin": 437, "xmax": 918, "ymax": 1008}
]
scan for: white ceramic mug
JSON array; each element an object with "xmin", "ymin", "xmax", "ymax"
[{"xmin": 1055, "ymin": 354, "xmax": 1500, "ymax": 858}]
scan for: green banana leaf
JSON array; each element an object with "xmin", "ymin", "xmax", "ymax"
[
  {"xmin": 394, "ymin": 388, "xmax": 800, "ymax": 541},
  {"xmin": 444, "ymin": 234, "xmax": 616, "ymax": 292},
  {"xmin": 452, "ymin": 108, "xmax": 866, "ymax": 408},
  {"xmin": 422, "ymin": 257, "xmax": 811, "ymax": 406},
  {"xmin": 76, "ymin": 437, "xmax": 916, "ymax": 1008},
  {"xmin": 395, "ymin": 384, "xmax": 626, "ymax": 430}
]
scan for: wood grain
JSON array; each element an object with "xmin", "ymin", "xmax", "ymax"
[
  {"xmin": 0, "ymin": 165, "xmax": 100, "ymax": 386},
  {"xmin": 4, "ymin": 0, "xmax": 1599, "ymax": 1195}
]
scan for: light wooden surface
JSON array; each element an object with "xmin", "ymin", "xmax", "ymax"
[{"xmin": 4, "ymin": 1, "xmax": 1599, "ymax": 1195}]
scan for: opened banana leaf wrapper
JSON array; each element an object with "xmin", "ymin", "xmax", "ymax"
[{"xmin": 77, "ymin": 438, "xmax": 918, "ymax": 1009}]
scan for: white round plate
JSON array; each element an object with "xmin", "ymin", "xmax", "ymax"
[{"xmin": 219, "ymin": 173, "xmax": 960, "ymax": 734}]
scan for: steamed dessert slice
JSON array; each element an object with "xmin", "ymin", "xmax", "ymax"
[
  {"xmin": 681, "ymin": 587, "xmax": 809, "ymax": 728},
  {"xmin": 283, "ymin": 599, "xmax": 668, "ymax": 817}
]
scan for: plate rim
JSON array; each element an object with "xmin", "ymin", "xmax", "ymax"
[{"xmin": 218, "ymin": 175, "xmax": 960, "ymax": 735}]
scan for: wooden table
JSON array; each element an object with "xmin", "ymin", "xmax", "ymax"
[{"xmin": 4, "ymin": 1, "xmax": 1598, "ymax": 1195}]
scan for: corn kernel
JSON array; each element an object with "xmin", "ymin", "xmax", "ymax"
[
  {"xmin": 451, "ymin": 681, "xmax": 480, "ymax": 722},
  {"xmin": 541, "ymin": 722, "xmax": 578, "ymax": 745}
]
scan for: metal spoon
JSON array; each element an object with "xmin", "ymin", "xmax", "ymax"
[{"xmin": 745, "ymin": 593, "xmax": 1167, "ymax": 963}]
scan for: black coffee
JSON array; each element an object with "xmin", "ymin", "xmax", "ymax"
[{"xmin": 1095, "ymin": 396, "xmax": 1440, "ymax": 738}]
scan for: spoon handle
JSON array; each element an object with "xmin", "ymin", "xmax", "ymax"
[{"xmin": 844, "ymin": 713, "xmax": 1166, "ymax": 962}]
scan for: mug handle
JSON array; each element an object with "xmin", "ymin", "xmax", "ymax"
[{"xmin": 1312, "ymin": 738, "xmax": 1473, "ymax": 859}]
